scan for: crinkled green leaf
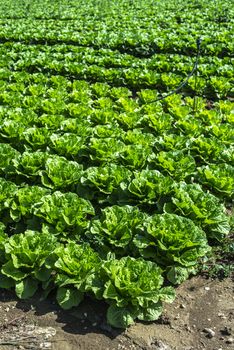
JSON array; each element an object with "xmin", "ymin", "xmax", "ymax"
[
  {"xmin": 107, "ymin": 304, "xmax": 137, "ymax": 328},
  {"xmin": 15, "ymin": 277, "xmax": 38, "ymax": 299},
  {"xmin": 54, "ymin": 242, "xmax": 101, "ymax": 291},
  {"xmin": 56, "ymin": 287, "xmax": 84, "ymax": 310}
]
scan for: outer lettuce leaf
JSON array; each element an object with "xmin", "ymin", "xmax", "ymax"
[
  {"xmin": 56, "ymin": 286, "xmax": 84, "ymax": 310},
  {"xmin": 134, "ymin": 213, "xmax": 210, "ymax": 268},
  {"xmin": 165, "ymin": 183, "xmax": 231, "ymax": 240},
  {"xmin": 15, "ymin": 278, "xmax": 39, "ymax": 299},
  {"xmin": 136, "ymin": 302, "xmax": 163, "ymax": 321},
  {"xmin": 0, "ymin": 222, "xmax": 7, "ymax": 264},
  {"xmin": 106, "ymin": 304, "xmax": 137, "ymax": 328},
  {"xmin": 33, "ymin": 191, "xmax": 95, "ymax": 233},
  {"xmin": 88, "ymin": 205, "xmax": 146, "ymax": 256},
  {"xmin": 166, "ymin": 266, "xmax": 197, "ymax": 285},
  {"xmin": 0, "ymin": 178, "xmax": 18, "ymax": 212}
]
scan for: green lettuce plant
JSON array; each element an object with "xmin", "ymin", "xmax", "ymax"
[
  {"xmin": 155, "ymin": 150, "xmax": 196, "ymax": 181},
  {"xmin": 0, "ymin": 178, "xmax": 18, "ymax": 212},
  {"xmin": 122, "ymin": 169, "xmax": 174, "ymax": 204},
  {"xmin": 40, "ymin": 155, "xmax": 83, "ymax": 189},
  {"xmin": 88, "ymin": 205, "xmax": 147, "ymax": 256},
  {"xmin": 0, "ymin": 230, "xmax": 58, "ymax": 298},
  {"xmin": 0, "ymin": 143, "xmax": 20, "ymax": 172},
  {"xmin": 49, "ymin": 133, "xmax": 85, "ymax": 158},
  {"xmin": 33, "ymin": 191, "xmax": 95, "ymax": 233},
  {"xmin": 13, "ymin": 151, "xmax": 49, "ymax": 177},
  {"xmin": 54, "ymin": 242, "xmax": 101, "ymax": 309},
  {"xmin": 197, "ymin": 164, "xmax": 234, "ymax": 197},
  {"xmin": 164, "ymin": 183, "xmax": 231, "ymax": 240},
  {"xmin": 88, "ymin": 256, "xmax": 175, "ymax": 328},
  {"xmin": 133, "ymin": 213, "xmax": 210, "ymax": 283},
  {"xmin": 77, "ymin": 164, "xmax": 132, "ymax": 201},
  {"xmin": 9, "ymin": 185, "xmax": 51, "ymax": 221}
]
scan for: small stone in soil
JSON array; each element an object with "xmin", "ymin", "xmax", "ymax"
[
  {"xmin": 226, "ymin": 337, "xmax": 234, "ymax": 344},
  {"xmin": 151, "ymin": 339, "xmax": 171, "ymax": 350},
  {"xmin": 203, "ymin": 328, "xmax": 215, "ymax": 338}
]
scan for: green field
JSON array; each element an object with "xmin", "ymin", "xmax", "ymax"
[{"xmin": 0, "ymin": 0, "xmax": 233, "ymax": 328}]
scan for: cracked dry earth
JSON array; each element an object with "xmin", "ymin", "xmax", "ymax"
[{"xmin": 0, "ymin": 276, "xmax": 233, "ymax": 350}]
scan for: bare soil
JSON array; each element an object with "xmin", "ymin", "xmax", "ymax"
[{"xmin": 0, "ymin": 276, "xmax": 233, "ymax": 350}]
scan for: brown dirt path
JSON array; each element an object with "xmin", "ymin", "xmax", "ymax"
[{"xmin": 0, "ymin": 276, "xmax": 233, "ymax": 350}]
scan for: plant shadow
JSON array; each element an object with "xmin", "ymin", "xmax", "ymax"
[{"xmin": 0, "ymin": 289, "xmax": 122, "ymax": 339}]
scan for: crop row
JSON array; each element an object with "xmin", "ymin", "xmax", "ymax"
[
  {"xmin": 1, "ymin": 43, "xmax": 233, "ymax": 77},
  {"xmin": 0, "ymin": 224, "xmax": 176, "ymax": 328},
  {"xmin": 0, "ymin": 67, "xmax": 233, "ymax": 100},
  {"xmin": 0, "ymin": 0, "xmax": 233, "ymax": 59}
]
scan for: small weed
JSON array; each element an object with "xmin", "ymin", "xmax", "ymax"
[{"xmin": 199, "ymin": 234, "xmax": 234, "ymax": 280}]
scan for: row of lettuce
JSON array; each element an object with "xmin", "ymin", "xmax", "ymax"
[
  {"xmin": 0, "ymin": 7, "xmax": 232, "ymax": 57},
  {"xmin": 0, "ymin": 225, "xmax": 175, "ymax": 328},
  {"xmin": 0, "ymin": 191, "xmax": 225, "ymax": 328},
  {"xmin": 0, "ymin": 50, "xmax": 233, "ymax": 98},
  {"xmin": 0, "ymin": 164, "xmax": 231, "ymax": 328},
  {"xmin": 1, "ymin": 138, "xmax": 233, "ymax": 198},
  {"xmin": 0, "ymin": 70, "xmax": 233, "ymax": 117},
  {"xmin": 1, "ymin": 43, "xmax": 232, "ymax": 78},
  {"xmin": 0, "ymin": 174, "xmax": 230, "ymax": 238}
]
